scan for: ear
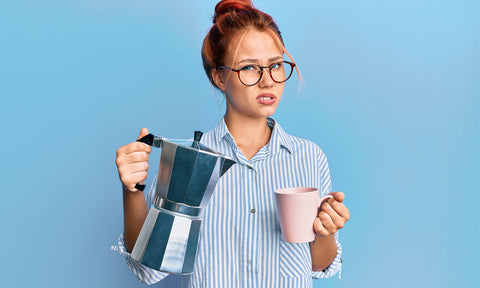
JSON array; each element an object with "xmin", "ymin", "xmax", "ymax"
[{"xmin": 211, "ymin": 68, "xmax": 226, "ymax": 91}]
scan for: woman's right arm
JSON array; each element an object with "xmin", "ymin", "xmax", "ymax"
[{"xmin": 115, "ymin": 128, "xmax": 151, "ymax": 252}]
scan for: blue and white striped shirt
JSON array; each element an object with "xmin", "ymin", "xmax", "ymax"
[{"xmin": 112, "ymin": 117, "xmax": 342, "ymax": 287}]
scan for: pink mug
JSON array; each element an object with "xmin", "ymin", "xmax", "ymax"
[{"xmin": 274, "ymin": 187, "xmax": 333, "ymax": 243}]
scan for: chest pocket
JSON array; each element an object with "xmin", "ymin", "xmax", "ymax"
[{"xmin": 279, "ymin": 240, "xmax": 313, "ymax": 278}]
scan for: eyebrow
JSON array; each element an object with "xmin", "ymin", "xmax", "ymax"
[{"xmin": 236, "ymin": 56, "xmax": 283, "ymax": 65}]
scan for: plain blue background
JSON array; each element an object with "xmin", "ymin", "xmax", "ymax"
[{"xmin": 1, "ymin": 0, "xmax": 479, "ymax": 287}]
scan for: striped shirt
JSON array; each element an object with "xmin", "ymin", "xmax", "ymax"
[{"xmin": 112, "ymin": 117, "xmax": 342, "ymax": 287}]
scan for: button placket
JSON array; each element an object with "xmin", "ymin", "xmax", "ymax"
[{"xmin": 244, "ymin": 164, "xmax": 258, "ymax": 272}]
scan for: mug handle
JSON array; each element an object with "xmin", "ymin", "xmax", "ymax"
[{"xmin": 317, "ymin": 194, "xmax": 334, "ymax": 211}]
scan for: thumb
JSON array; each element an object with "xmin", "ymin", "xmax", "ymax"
[
  {"xmin": 329, "ymin": 191, "xmax": 345, "ymax": 202},
  {"xmin": 137, "ymin": 127, "xmax": 149, "ymax": 140}
]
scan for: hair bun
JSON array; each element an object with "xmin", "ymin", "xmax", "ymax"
[{"xmin": 213, "ymin": 0, "xmax": 254, "ymax": 24}]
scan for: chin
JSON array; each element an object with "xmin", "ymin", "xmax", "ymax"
[{"xmin": 257, "ymin": 110, "xmax": 277, "ymax": 118}]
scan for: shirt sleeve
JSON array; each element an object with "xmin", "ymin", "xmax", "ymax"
[
  {"xmin": 311, "ymin": 148, "xmax": 343, "ymax": 279},
  {"xmin": 311, "ymin": 232, "xmax": 343, "ymax": 279},
  {"xmin": 111, "ymin": 233, "xmax": 169, "ymax": 285},
  {"xmin": 110, "ymin": 174, "xmax": 169, "ymax": 285}
]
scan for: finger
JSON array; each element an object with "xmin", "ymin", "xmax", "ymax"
[
  {"xmin": 327, "ymin": 200, "xmax": 350, "ymax": 221},
  {"xmin": 122, "ymin": 171, "xmax": 148, "ymax": 191},
  {"xmin": 126, "ymin": 162, "xmax": 149, "ymax": 173},
  {"xmin": 313, "ymin": 218, "xmax": 330, "ymax": 237},
  {"xmin": 318, "ymin": 210, "xmax": 336, "ymax": 235},
  {"xmin": 118, "ymin": 142, "xmax": 152, "ymax": 155},
  {"xmin": 124, "ymin": 151, "xmax": 149, "ymax": 163},
  {"xmin": 322, "ymin": 202, "xmax": 346, "ymax": 230},
  {"xmin": 137, "ymin": 127, "xmax": 149, "ymax": 140},
  {"xmin": 329, "ymin": 191, "xmax": 345, "ymax": 202},
  {"xmin": 116, "ymin": 152, "xmax": 149, "ymax": 168},
  {"xmin": 118, "ymin": 162, "xmax": 149, "ymax": 177}
]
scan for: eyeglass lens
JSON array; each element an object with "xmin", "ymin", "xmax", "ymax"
[{"xmin": 239, "ymin": 61, "xmax": 293, "ymax": 86}]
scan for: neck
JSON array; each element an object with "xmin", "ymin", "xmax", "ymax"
[{"xmin": 224, "ymin": 113, "xmax": 272, "ymax": 160}]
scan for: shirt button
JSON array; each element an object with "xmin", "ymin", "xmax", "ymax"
[
  {"xmin": 247, "ymin": 260, "xmax": 252, "ymax": 265},
  {"xmin": 250, "ymin": 208, "xmax": 256, "ymax": 214}
]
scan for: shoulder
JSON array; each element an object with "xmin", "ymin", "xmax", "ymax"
[
  {"xmin": 198, "ymin": 126, "xmax": 215, "ymax": 142},
  {"xmin": 281, "ymin": 128, "xmax": 327, "ymax": 161},
  {"xmin": 198, "ymin": 128, "xmax": 220, "ymax": 150},
  {"xmin": 200, "ymin": 129, "xmax": 215, "ymax": 141}
]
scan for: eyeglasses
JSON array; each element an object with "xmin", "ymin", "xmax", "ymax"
[{"xmin": 218, "ymin": 60, "xmax": 295, "ymax": 86}]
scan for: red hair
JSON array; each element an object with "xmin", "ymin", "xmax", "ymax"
[{"xmin": 202, "ymin": 0, "xmax": 288, "ymax": 90}]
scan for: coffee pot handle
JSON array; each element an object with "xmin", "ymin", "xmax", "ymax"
[
  {"xmin": 134, "ymin": 134, "xmax": 163, "ymax": 191},
  {"xmin": 137, "ymin": 134, "xmax": 164, "ymax": 148}
]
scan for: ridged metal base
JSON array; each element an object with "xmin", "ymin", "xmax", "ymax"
[{"xmin": 131, "ymin": 207, "xmax": 202, "ymax": 274}]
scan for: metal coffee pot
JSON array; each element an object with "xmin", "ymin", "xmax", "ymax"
[{"xmin": 131, "ymin": 131, "xmax": 236, "ymax": 274}]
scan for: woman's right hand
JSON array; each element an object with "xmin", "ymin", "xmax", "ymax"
[{"xmin": 115, "ymin": 128, "xmax": 152, "ymax": 193}]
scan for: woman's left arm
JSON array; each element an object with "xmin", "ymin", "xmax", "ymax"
[{"xmin": 309, "ymin": 191, "xmax": 350, "ymax": 271}]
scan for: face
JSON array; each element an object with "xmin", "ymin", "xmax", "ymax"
[{"xmin": 213, "ymin": 29, "xmax": 286, "ymax": 120}]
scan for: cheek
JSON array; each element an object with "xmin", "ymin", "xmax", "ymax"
[
  {"xmin": 225, "ymin": 76, "xmax": 243, "ymax": 94},
  {"xmin": 226, "ymin": 82, "xmax": 251, "ymax": 101},
  {"xmin": 276, "ymin": 84, "xmax": 285, "ymax": 100},
  {"xmin": 227, "ymin": 90, "xmax": 251, "ymax": 107}
]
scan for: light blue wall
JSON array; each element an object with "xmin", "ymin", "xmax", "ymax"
[{"xmin": 1, "ymin": 1, "xmax": 478, "ymax": 287}]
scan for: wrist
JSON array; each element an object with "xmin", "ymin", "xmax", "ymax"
[
  {"xmin": 122, "ymin": 184, "xmax": 144, "ymax": 195},
  {"xmin": 310, "ymin": 234, "xmax": 335, "ymax": 246}
]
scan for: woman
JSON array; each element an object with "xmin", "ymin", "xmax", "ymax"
[{"xmin": 113, "ymin": 0, "xmax": 349, "ymax": 287}]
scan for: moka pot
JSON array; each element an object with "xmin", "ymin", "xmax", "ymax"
[{"xmin": 131, "ymin": 131, "xmax": 236, "ymax": 274}]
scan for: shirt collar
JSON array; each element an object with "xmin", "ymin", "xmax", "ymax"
[
  {"xmin": 214, "ymin": 117, "xmax": 293, "ymax": 155},
  {"xmin": 214, "ymin": 117, "xmax": 235, "ymax": 147},
  {"xmin": 267, "ymin": 117, "xmax": 293, "ymax": 155}
]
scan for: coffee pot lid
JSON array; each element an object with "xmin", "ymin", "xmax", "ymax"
[{"xmin": 137, "ymin": 130, "xmax": 235, "ymax": 166}]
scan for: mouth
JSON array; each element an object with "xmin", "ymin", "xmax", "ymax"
[{"xmin": 257, "ymin": 94, "xmax": 277, "ymax": 105}]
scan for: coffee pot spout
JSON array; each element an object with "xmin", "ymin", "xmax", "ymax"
[{"xmin": 220, "ymin": 157, "xmax": 236, "ymax": 177}]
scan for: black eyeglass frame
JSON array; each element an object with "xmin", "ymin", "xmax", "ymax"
[{"xmin": 217, "ymin": 60, "xmax": 296, "ymax": 87}]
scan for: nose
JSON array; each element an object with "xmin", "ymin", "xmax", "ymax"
[{"xmin": 258, "ymin": 67, "xmax": 275, "ymax": 88}]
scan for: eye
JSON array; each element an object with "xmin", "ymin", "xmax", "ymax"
[
  {"xmin": 270, "ymin": 62, "xmax": 284, "ymax": 70},
  {"xmin": 240, "ymin": 65, "xmax": 259, "ymax": 72}
]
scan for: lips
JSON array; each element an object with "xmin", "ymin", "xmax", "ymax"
[{"xmin": 257, "ymin": 93, "xmax": 276, "ymax": 105}]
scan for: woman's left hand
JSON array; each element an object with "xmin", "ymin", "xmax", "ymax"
[{"xmin": 313, "ymin": 191, "xmax": 350, "ymax": 237}]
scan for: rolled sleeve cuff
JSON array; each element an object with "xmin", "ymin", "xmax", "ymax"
[
  {"xmin": 311, "ymin": 233, "xmax": 342, "ymax": 279},
  {"xmin": 111, "ymin": 233, "xmax": 168, "ymax": 285}
]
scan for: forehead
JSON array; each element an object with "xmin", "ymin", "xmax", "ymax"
[{"xmin": 225, "ymin": 29, "xmax": 284, "ymax": 65}]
